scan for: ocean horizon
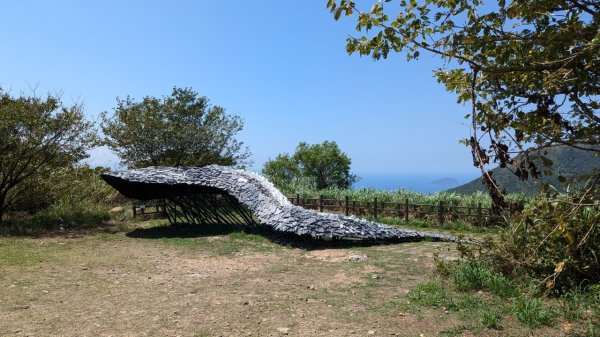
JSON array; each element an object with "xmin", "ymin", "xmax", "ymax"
[{"xmin": 352, "ymin": 172, "xmax": 480, "ymax": 194}]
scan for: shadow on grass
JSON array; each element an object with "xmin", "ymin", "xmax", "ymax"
[
  {"xmin": 125, "ymin": 221, "xmax": 434, "ymax": 250},
  {"xmin": 126, "ymin": 222, "xmax": 244, "ymax": 239}
]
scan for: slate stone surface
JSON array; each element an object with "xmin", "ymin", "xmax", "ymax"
[{"xmin": 101, "ymin": 165, "xmax": 461, "ymax": 242}]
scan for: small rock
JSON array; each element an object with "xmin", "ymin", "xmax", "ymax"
[
  {"xmin": 308, "ymin": 285, "xmax": 315, "ymax": 290},
  {"xmin": 348, "ymin": 254, "xmax": 367, "ymax": 262},
  {"xmin": 371, "ymin": 274, "xmax": 379, "ymax": 279},
  {"xmin": 277, "ymin": 327, "xmax": 290, "ymax": 335},
  {"xmin": 242, "ymin": 301, "xmax": 250, "ymax": 305},
  {"xmin": 368, "ymin": 330, "xmax": 376, "ymax": 335}
]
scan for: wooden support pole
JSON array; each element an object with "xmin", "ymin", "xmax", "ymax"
[
  {"xmin": 404, "ymin": 198, "xmax": 409, "ymax": 222},
  {"xmin": 373, "ymin": 197, "xmax": 378, "ymax": 218},
  {"xmin": 438, "ymin": 201, "xmax": 445, "ymax": 225},
  {"xmin": 318, "ymin": 195, "xmax": 323, "ymax": 212}
]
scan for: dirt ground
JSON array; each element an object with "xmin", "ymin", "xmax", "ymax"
[{"xmin": 0, "ymin": 222, "xmax": 579, "ymax": 336}]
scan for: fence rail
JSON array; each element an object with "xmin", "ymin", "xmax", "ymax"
[{"xmin": 287, "ymin": 195, "xmax": 519, "ymax": 226}]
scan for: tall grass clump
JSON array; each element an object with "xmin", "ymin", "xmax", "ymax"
[
  {"xmin": 290, "ymin": 186, "xmax": 528, "ymax": 209},
  {"xmin": 513, "ymin": 297, "xmax": 554, "ymax": 328},
  {"xmin": 1, "ymin": 165, "xmax": 115, "ymax": 234},
  {"xmin": 453, "ymin": 260, "xmax": 516, "ymax": 298}
]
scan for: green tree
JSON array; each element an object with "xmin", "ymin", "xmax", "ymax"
[
  {"xmin": 263, "ymin": 141, "xmax": 359, "ymax": 190},
  {"xmin": 0, "ymin": 90, "xmax": 96, "ymax": 221},
  {"xmin": 327, "ymin": 0, "xmax": 599, "ymax": 289},
  {"xmin": 101, "ymin": 87, "xmax": 251, "ymax": 168},
  {"xmin": 326, "ymin": 0, "xmax": 599, "ymax": 207}
]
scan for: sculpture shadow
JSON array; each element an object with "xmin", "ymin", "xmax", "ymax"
[
  {"xmin": 126, "ymin": 221, "xmax": 428, "ymax": 250},
  {"xmin": 126, "ymin": 222, "xmax": 245, "ymax": 239}
]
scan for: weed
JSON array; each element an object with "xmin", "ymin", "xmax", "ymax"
[
  {"xmin": 513, "ymin": 297, "xmax": 554, "ymax": 328},
  {"xmin": 433, "ymin": 252, "xmax": 455, "ymax": 277},
  {"xmin": 453, "ymin": 260, "xmax": 515, "ymax": 298},
  {"xmin": 480, "ymin": 308, "xmax": 502, "ymax": 329},
  {"xmin": 560, "ymin": 289, "xmax": 588, "ymax": 321}
]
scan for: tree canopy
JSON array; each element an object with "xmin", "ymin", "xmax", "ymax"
[
  {"xmin": 0, "ymin": 90, "xmax": 96, "ymax": 221},
  {"xmin": 263, "ymin": 141, "xmax": 359, "ymax": 191},
  {"xmin": 326, "ymin": 0, "xmax": 600, "ymax": 290},
  {"xmin": 327, "ymin": 0, "xmax": 599, "ymax": 206},
  {"xmin": 101, "ymin": 87, "xmax": 251, "ymax": 169}
]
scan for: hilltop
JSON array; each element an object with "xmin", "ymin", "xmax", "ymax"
[{"xmin": 447, "ymin": 145, "xmax": 600, "ymax": 196}]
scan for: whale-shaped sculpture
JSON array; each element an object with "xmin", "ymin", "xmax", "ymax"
[{"xmin": 101, "ymin": 165, "xmax": 460, "ymax": 242}]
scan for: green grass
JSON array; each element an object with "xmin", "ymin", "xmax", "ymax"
[
  {"xmin": 480, "ymin": 308, "xmax": 503, "ymax": 329},
  {"xmin": 0, "ymin": 239, "xmax": 72, "ymax": 267},
  {"xmin": 1, "ymin": 200, "xmax": 112, "ymax": 236},
  {"xmin": 408, "ymin": 280, "xmax": 456, "ymax": 309},
  {"xmin": 288, "ymin": 187, "xmax": 529, "ymax": 209},
  {"xmin": 403, "ymin": 259, "xmax": 599, "ymax": 332},
  {"xmin": 513, "ymin": 297, "xmax": 554, "ymax": 328},
  {"xmin": 373, "ymin": 216, "xmax": 498, "ymax": 234},
  {"xmin": 452, "ymin": 260, "xmax": 516, "ymax": 298}
]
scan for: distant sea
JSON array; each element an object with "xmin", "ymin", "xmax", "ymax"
[{"xmin": 352, "ymin": 172, "xmax": 480, "ymax": 194}]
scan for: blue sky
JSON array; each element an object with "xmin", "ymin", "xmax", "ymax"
[{"xmin": 1, "ymin": 1, "xmax": 478, "ymax": 179}]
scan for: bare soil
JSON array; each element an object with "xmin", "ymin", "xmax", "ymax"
[{"xmin": 0, "ymin": 221, "xmax": 581, "ymax": 336}]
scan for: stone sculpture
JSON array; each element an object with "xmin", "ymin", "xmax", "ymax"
[{"xmin": 101, "ymin": 165, "xmax": 460, "ymax": 242}]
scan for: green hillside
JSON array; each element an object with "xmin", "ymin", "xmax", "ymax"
[{"xmin": 448, "ymin": 145, "xmax": 600, "ymax": 196}]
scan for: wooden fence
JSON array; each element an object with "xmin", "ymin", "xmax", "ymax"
[
  {"xmin": 132, "ymin": 202, "xmax": 165, "ymax": 218},
  {"xmin": 287, "ymin": 195, "xmax": 518, "ymax": 226}
]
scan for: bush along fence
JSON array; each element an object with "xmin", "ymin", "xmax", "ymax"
[{"xmin": 287, "ymin": 195, "xmax": 521, "ymax": 226}]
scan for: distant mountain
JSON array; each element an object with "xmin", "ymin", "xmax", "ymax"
[
  {"xmin": 447, "ymin": 145, "xmax": 600, "ymax": 195},
  {"xmin": 433, "ymin": 178, "xmax": 459, "ymax": 186}
]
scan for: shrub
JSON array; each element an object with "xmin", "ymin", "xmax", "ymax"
[{"xmin": 474, "ymin": 188, "xmax": 600, "ymax": 292}]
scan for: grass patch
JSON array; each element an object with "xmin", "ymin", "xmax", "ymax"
[
  {"xmin": 452, "ymin": 260, "xmax": 516, "ymax": 298},
  {"xmin": 408, "ymin": 280, "xmax": 456, "ymax": 309},
  {"xmin": 512, "ymin": 297, "xmax": 554, "ymax": 328},
  {"xmin": 372, "ymin": 216, "xmax": 498, "ymax": 235},
  {"xmin": 480, "ymin": 307, "xmax": 503, "ymax": 329},
  {"xmin": 0, "ymin": 239, "xmax": 72, "ymax": 267}
]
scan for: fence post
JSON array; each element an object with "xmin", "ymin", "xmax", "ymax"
[
  {"xmin": 345, "ymin": 196, "xmax": 349, "ymax": 216},
  {"xmin": 318, "ymin": 195, "xmax": 323, "ymax": 212},
  {"xmin": 404, "ymin": 198, "xmax": 409, "ymax": 222},
  {"xmin": 438, "ymin": 201, "xmax": 445, "ymax": 225},
  {"xmin": 373, "ymin": 197, "xmax": 378, "ymax": 218},
  {"xmin": 296, "ymin": 194, "xmax": 300, "ymax": 206},
  {"xmin": 477, "ymin": 203, "xmax": 482, "ymax": 226},
  {"xmin": 132, "ymin": 204, "xmax": 137, "ymax": 217}
]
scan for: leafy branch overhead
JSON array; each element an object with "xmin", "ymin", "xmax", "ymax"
[{"xmin": 327, "ymin": 0, "xmax": 599, "ymax": 187}]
